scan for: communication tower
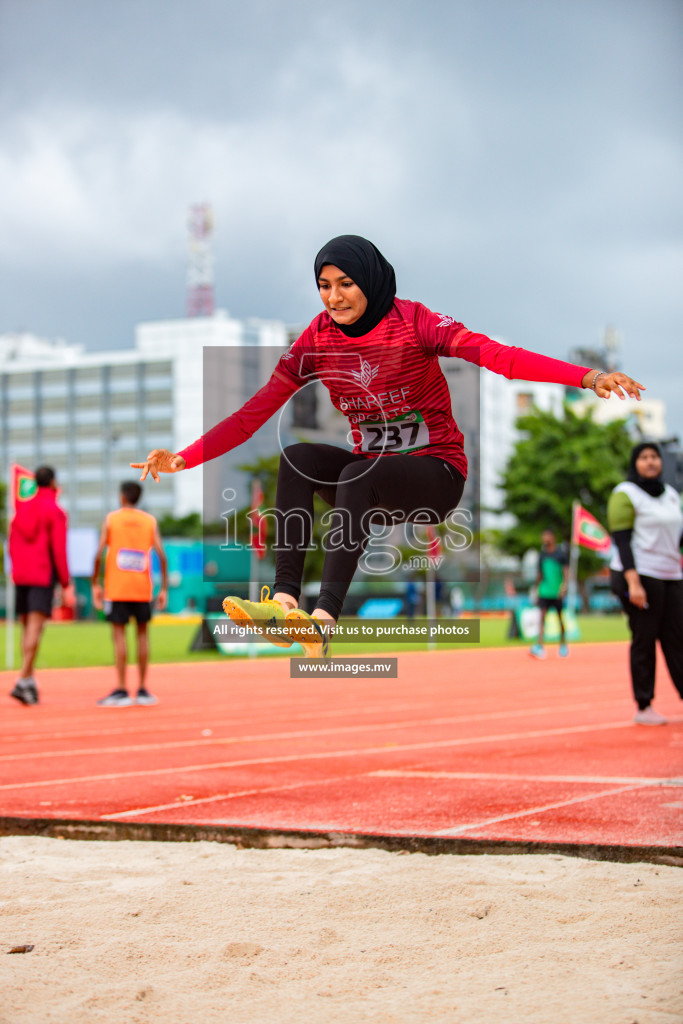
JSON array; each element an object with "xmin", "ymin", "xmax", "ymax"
[{"xmin": 186, "ymin": 203, "xmax": 215, "ymax": 317}]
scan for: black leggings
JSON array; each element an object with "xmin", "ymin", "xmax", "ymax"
[
  {"xmin": 610, "ymin": 570, "xmax": 683, "ymax": 709},
  {"xmin": 273, "ymin": 443, "xmax": 465, "ymax": 619}
]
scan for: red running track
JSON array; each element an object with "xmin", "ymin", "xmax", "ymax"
[{"xmin": 1, "ymin": 642, "xmax": 682, "ymax": 852}]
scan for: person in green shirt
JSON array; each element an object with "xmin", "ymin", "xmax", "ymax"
[{"xmin": 530, "ymin": 529, "xmax": 570, "ymax": 660}]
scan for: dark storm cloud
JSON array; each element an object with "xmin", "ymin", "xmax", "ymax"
[{"xmin": 1, "ymin": 0, "xmax": 681, "ymax": 434}]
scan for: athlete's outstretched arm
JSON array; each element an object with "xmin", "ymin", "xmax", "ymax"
[
  {"xmin": 131, "ymin": 370, "xmax": 300, "ymax": 482},
  {"xmin": 412, "ymin": 304, "xmax": 645, "ymax": 399}
]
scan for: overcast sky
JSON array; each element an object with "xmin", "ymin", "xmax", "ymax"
[{"xmin": 1, "ymin": 0, "xmax": 681, "ymax": 439}]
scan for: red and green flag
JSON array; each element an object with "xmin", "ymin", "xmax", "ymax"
[
  {"xmin": 572, "ymin": 504, "xmax": 611, "ymax": 553},
  {"xmin": 425, "ymin": 524, "xmax": 443, "ymax": 562},
  {"xmin": 249, "ymin": 478, "xmax": 267, "ymax": 560},
  {"xmin": 10, "ymin": 464, "xmax": 36, "ymax": 515}
]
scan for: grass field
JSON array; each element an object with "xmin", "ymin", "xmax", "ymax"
[{"xmin": 0, "ymin": 614, "xmax": 630, "ymax": 671}]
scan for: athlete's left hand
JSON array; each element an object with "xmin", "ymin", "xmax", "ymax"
[{"xmin": 582, "ymin": 370, "xmax": 646, "ymax": 401}]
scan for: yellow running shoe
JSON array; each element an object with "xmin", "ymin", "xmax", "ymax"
[
  {"xmin": 222, "ymin": 586, "xmax": 292, "ymax": 648},
  {"xmin": 284, "ymin": 609, "xmax": 331, "ymax": 658}
]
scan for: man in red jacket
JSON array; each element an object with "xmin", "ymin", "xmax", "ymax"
[{"xmin": 8, "ymin": 466, "xmax": 74, "ymax": 705}]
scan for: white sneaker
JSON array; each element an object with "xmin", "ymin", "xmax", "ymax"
[
  {"xmin": 633, "ymin": 706, "xmax": 667, "ymax": 726},
  {"xmin": 97, "ymin": 690, "xmax": 133, "ymax": 707},
  {"xmin": 529, "ymin": 643, "xmax": 546, "ymax": 660},
  {"xmin": 135, "ymin": 690, "xmax": 158, "ymax": 706}
]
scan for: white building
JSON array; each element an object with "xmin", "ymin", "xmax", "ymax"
[
  {"xmin": 0, "ymin": 312, "xmax": 288, "ymax": 528},
  {"xmin": 567, "ymin": 391, "xmax": 667, "ymax": 439}
]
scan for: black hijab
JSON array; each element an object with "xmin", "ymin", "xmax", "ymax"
[
  {"xmin": 627, "ymin": 442, "xmax": 665, "ymax": 497},
  {"xmin": 314, "ymin": 234, "xmax": 396, "ymax": 338}
]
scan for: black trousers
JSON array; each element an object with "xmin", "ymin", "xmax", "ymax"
[
  {"xmin": 610, "ymin": 570, "xmax": 683, "ymax": 709},
  {"xmin": 273, "ymin": 443, "xmax": 465, "ymax": 619}
]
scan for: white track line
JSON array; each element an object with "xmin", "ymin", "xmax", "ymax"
[
  {"xmin": 0, "ymin": 700, "xmax": 444, "ymax": 745},
  {"xmin": 105, "ymin": 770, "xmax": 682, "ymax": 823},
  {"xmin": 0, "ymin": 718, "xmax": 650, "ymax": 793},
  {"xmin": 0, "ymin": 699, "xmax": 634, "ymax": 763},
  {"xmin": 104, "ymin": 773, "xmax": 352, "ymax": 820},
  {"xmin": 0, "ymin": 675, "xmax": 634, "ymax": 743},
  {"xmin": 431, "ymin": 783, "xmax": 658, "ymax": 836},
  {"xmin": 370, "ymin": 769, "xmax": 683, "ymax": 786}
]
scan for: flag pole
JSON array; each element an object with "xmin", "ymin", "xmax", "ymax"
[
  {"xmin": 426, "ymin": 563, "xmax": 436, "ymax": 651},
  {"xmin": 247, "ymin": 478, "xmax": 261, "ymax": 659},
  {"xmin": 567, "ymin": 500, "xmax": 580, "ymax": 614},
  {"xmin": 5, "ymin": 459, "xmax": 15, "ymax": 670},
  {"xmin": 5, "ymin": 546, "xmax": 14, "ymax": 671},
  {"xmin": 248, "ymin": 478, "xmax": 260, "ymax": 604}
]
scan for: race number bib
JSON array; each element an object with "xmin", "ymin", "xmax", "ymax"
[
  {"xmin": 357, "ymin": 411, "xmax": 429, "ymax": 453},
  {"xmin": 116, "ymin": 548, "xmax": 147, "ymax": 572}
]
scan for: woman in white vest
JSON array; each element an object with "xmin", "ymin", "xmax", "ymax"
[{"xmin": 608, "ymin": 442, "xmax": 683, "ymax": 724}]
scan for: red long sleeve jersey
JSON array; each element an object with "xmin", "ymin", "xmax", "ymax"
[{"xmin": 179, "ymin": 300, "xmax": 591, "ymax": 480}]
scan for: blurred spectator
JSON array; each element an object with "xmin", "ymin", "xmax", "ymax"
[
  {"xmin": 91, "ymin": 482, "xmax": 168, "ymax": 707},
  {"xmin": 529, "ymin": 529, "xmax": 569, "ymax": 660},
  {"xmin": 8, "ymin": 466, "xmax": 75, "ymax": 705},
  {"xmin": 405, "ymin": 578, "xmax": 419, "ymax": 619},
  {"xmin": 608, "ymin": 442, "xmax": 683, "ymax": 725}
]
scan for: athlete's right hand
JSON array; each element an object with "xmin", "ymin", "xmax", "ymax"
[
  {"xmin": 130, "ymin": 449, "xmax": 187, "ymax": 483},
  {"xmin": 628, "ymin": 579, "xmax": 648, "ymax": 609}
]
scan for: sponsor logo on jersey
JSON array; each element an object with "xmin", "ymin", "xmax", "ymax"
[
  {"xmin": 436, "ymin": 314, "xmax": 456, "ymax": 328},
  {"xmin": 350, "ymin": 359, "xmax": 380, "ymax": 387}
]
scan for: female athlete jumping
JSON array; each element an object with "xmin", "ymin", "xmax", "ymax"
[{"xmin": 133, "ymin": 235, "xmax": 644, "ymax": 656}]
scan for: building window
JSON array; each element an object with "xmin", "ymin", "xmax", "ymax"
[
  {"xmin": 109, "ymin": 364, "xmax": 137, "ymax": 381},
  {"xmin": 8, "ymin": 398, "xmax": 34, "ymax": 415},
  {"xmin": 6, "ymin": 372, "xmax": 33, "ymax": 388},
  {"xmin": 41, "ymin": 396, "xmax": 69, "ymax": 413},
  {"xmin": 7, "ymin": 426, "xmax": 35, "ymax": 443},
  {"xmin": 144, "ymin": 387, "xmax": 173, "ymax": 404},
  {"xmin": 77, "ymin": 481, "xmax": 103, "ymax": 498},
  {"xmin": 75, "ymin": 393, "xmax": 103, "ymax": 411},
  {"xmin": 143, "ymin": 417, "xmax": 173, "ymax": 433},
  {"xmin": 110, "ymin": 391, "xmax": 138, "ymax": 408},
  {"xmin": 77, "ymin": 451, "xmax": 103, "ymax": 468},
  {"xmin": 75, "ymin": 367, "xmax": 102, "ymax": 383},
  {"xmin": 41, "ymin": 370, "xmax": 68, "ymax": 393}
]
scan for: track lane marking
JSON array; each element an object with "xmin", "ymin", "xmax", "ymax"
[
  {"xmin": 4, "ymin": 681, "xmax": 662, "ymax": 745},
  {"xmin": 0, "ymin": 700, "xmax": 637, "ymax": 762},
  {"xmin": 0, "ymin": 700, "xmax": 444, "ymax": 745},
  {"xmin": 103, "ymin": 773, "xmax": 357, "ymax": 819},
  {"xmin": 431, "ymin": 782, "xmax": 662, "ymax": 836},
  {"xmin": 370, "ymin": 769, "xmax": 683, "ymax": 786},
  {"xmin": 105, "ymin": 771, "xmax": 683, "ymax": 823},
  {"xmin": 0, "ymin": 717, "xmax": 660, "ymax": 793}
]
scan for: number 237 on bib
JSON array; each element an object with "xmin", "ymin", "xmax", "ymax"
[{"xmin": 356, "ymin": 411, "xmax": 429, "ymax": 453}]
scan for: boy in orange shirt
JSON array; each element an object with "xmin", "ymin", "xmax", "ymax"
[{"xmin": 91, "ymin": 482, "xmax": 168, "ymax": 706}]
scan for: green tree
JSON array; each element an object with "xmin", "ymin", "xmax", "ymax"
[
  {"xmin": 495, "ymin": 402, "xmax": 632, "ymax": 576},
  {"xmin": 157, "ymin": 511, "xmax": 224, "ymax": 538}
]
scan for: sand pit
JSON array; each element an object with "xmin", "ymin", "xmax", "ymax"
[{"xmin": 1, "ymin": 837, "xmax": 682, "ymax": 1023}]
